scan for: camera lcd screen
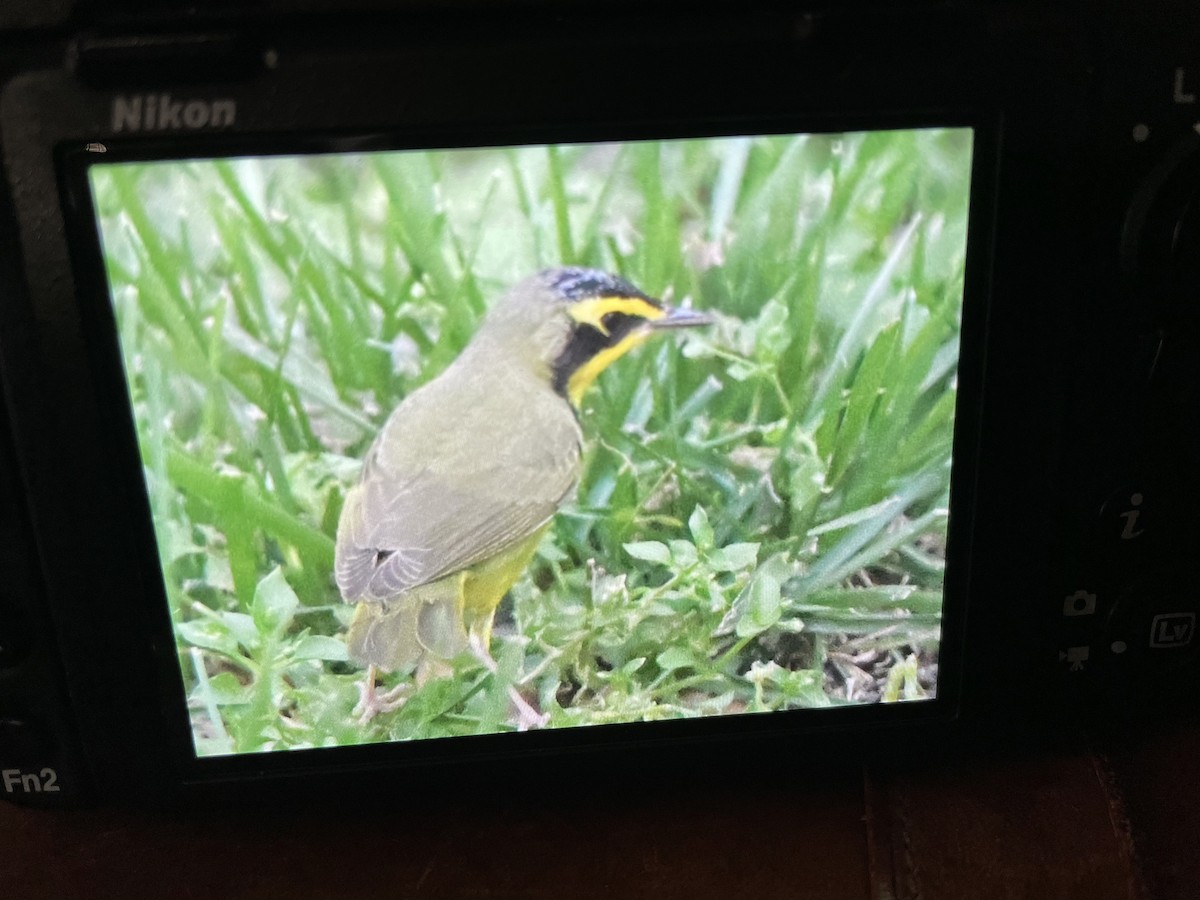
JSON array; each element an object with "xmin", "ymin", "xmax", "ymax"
[{"xmin": 83, "ymin": 127, "xmax": 974, "ymax": 758}]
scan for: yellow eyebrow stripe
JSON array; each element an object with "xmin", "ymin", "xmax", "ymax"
[
  {"xmin": 567, "ymin": 330, "xmax": 652, "ymax": 407},
  {"xmin": 567, "ymin": 295, "xmax": 664, "ymax": 335}
]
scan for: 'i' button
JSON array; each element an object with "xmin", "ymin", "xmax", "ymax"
[{"xmin": 1100, "ymin": 485, "xmax": 1154, "ymax": 548}]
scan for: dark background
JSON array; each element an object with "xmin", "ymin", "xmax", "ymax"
[{"xmin": 3, "ymin": 722, "xmax": 1198, "ymax": 898}]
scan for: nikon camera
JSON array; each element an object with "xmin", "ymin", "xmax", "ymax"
[{"xmin": 0, "ymin": 0, "xmax": 1198, "ymax": 807}]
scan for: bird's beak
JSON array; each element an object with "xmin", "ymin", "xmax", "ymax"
[{"xmin": 647, "ymin": 304, "xmax": 716, "ymax": 330}]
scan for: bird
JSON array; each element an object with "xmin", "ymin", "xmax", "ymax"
[{"xmin": 334, "ymin": 266, "xmax": 713, "ymax": 726}]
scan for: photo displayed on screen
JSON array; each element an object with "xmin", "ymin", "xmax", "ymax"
[{"xmin": 86, "ymin": 127, "xmax": 973, "ymax": 757}]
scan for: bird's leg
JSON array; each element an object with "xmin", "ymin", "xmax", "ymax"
[
  {"xmin": 353, "ymin": 663, "xmax": 411, "ymax": 725},
  {"xmin": 467, "ymin": 632, "xmax": 549, "ymax": 732}
]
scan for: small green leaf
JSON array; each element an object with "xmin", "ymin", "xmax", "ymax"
[
  {"xmin": 669, "ymin": 540, "xmax": 698, "ymax": 567},
  {"xmin": 221, "ymin": 611, "xmax": 260, "ymax": 651},
  {"xmin": 754, "ymin": 297, "xmax": 791, "ymax": 361},
  {"xmin": 707, "ymin": 542, "xmax": 759, "ymax": 572},
  {"xmin": 206, "ymin": 671, "xmax": 252, "ymax": 705},
  {"xmin": 751, "ymin": 661, "xmax": 830, "ymax": 708},
  {"xmin": 714, "ymin": 554, "xmax": 790, "ymax": 637},
  {"xmin": 727, "ymin": 361, "xmax": 757, "ymax": 382},
  {"xmin": 688, "ymin": 506, "xmax": 714, "ymax": 550},
  {"xmin": 291, "ymin": 635, "xmax": 350, "ymax": 662},
  {"xmin": 177, "ymin": 619, "xmax": 240, "ymax": 658},
  {"xmin": 656, "ymin": 646, "xmax": 696, "ymax": 672},
  {"xmin": 621, "ymin": 657, "xmax": 647, "ymax": 675},
  {"xmin": 883, "ymin": 654, "xmax": 927, "ymax": 703},
  {"xmin": 251, "ymin": 567, "xmax": 300, "ymax": 640},
  {"xmin": 735, "ymin": 563, "xmax": 784, "ymax": 639},
  {"xmin": 624, "ymin": 541, "xmax": 671, "ymax": 565}
]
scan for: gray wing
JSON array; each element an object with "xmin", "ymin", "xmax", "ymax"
[{"xmin": 334, "ymin": 372, "xmax": 581, "ymax": 603}]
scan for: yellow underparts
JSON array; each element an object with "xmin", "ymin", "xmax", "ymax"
[
  {"xmin": 347, "ymin": 527, "xmax": 547, "ymax": 673},
  {"xmin": 460, "ymin": 526, "xmax": 547, "ymax": 647},
  {"xmin": 567, "ymin": 329, "xmax": 652, "ymax": 407}
]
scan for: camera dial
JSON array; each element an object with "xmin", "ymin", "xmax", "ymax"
[{"xmin": 1122, "ymin": 129, "xmax": 1200, "ymax": 314}]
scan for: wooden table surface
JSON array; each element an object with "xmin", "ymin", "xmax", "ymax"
[{"xmin": 3, "ymin": 723, "xmax": 1197, "ymax": 899}]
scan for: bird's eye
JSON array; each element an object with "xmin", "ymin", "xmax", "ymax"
[{"xmin": 600, "ymin": 312, "xmax": 632, "ymax": 336}]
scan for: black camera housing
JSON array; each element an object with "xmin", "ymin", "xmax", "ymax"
[{"xmin": 1, "ymin": 0, "xmax": 1198, "ymax": 807}]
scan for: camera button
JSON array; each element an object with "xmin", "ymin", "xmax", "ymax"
[
  {"xmin": 0, "ymin": 717, "xmax": 76, "ymax": 806},
  {"xmin": 1062, "ymin": 588, "xmax": 1099, "ymax": 617},
  {"xmin": 1099, "ymin": 485, "xmax": 1154, "ymax": 547},
  {"xmin": 1148, "ymin": 612, "xmax": 1197, "ymax": 650},
  {"xmin": 1122, "ymin": 131, "xmax": 1200, "ymax": 313},
  {"xmin": 1058, "ymin": 645, "xmax": 1092, "ymax": 673},
  {"xmin": 1102, "ymin": 577, "xmax": 1200, "ymax": 671}
]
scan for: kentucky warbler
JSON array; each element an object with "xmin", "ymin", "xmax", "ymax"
[{"xmin": 335, "ymin": 267, "xmax": 712, "ymax": 724}]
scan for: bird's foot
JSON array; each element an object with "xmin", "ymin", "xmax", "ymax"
[
  {"xmin": 354, "ymin": 671, "xmax": 411, "ymax": 725},
  {"xmin": 509, "ymin": 687, "xmax": 549, "ymax": 732},
  {"xmin": 467, "ymin": 633, "xmax": 549, "ymax": 731},
  {"xmin": 468, "ymin": 633, "xmax": 499, "ymax": 674}
]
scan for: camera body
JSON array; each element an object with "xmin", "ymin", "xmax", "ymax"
[{"xmin": 0, "ymin": 0, "xmax": 1198, "ymax": 807}]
